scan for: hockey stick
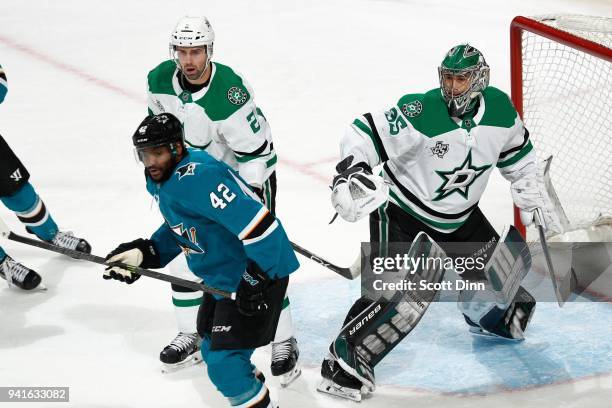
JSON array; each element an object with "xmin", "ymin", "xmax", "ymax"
[
  {"xmin": 290, "ymin": 241, "xmax": 360, "ymax": 280},
  {"xmin": 534, "ymin": 210, "xmax": 564, "ymax": 307},
  {"xmin": 0, "ymin": 217, "xmax": 235, "ymax": 299}
]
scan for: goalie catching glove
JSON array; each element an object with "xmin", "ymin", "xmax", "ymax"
[
  {"xmin": 330, "ymin": 156, "xmax": 388, "ymax": 222},
  {"xmin": 103, "ymin": 238, "xmax": 161, "ymax": 284}
]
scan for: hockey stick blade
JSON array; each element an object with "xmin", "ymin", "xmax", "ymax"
[
  {"xmin": 534, "ymin": 211, "xmax": 564, "ymax": 307},
  {"xmin": 290, "ymin": 241, "xmax": 360, "ymax": 280},
  {"xmin": 0, "ymin": 218, "xmax": 234, "ymax": 299}
]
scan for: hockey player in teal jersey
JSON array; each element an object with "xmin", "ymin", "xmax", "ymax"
[
  {"xmin": 147, "ymin": 17, "xmax": 300, "ymax": 380},
  {"xmin": 318, "ymin": 44, "xmax": 561, "ymax": 401},
  {"xmin": 0, "ymin": 63, "xmax": 91, "ymax": 291},
  {"xmin": 104, "ymin": 113, "xmax": 299, "ymax": 408}
]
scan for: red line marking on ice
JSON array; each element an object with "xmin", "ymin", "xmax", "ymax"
[
  {"xmin": 0, "ymin": 35, "xmax": 331, "ymax": 183},
  {"xmin": 0, "ymin": 35, "xmax": 142, "ymax": 104}
]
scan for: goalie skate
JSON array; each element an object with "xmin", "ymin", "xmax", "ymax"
[
  {"xmin": 317, "ymin": 354, "xmax": 368, "ymax": 402},
  {"xmin": 160, "ymin": 332, "xmax": 202, "ymax": 374}
]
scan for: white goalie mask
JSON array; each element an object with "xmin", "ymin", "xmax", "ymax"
[{"xmin": 169, "ymin": 16, "xmax": 215, "ymax": 72}]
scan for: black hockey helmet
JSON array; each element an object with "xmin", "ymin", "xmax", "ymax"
[{"xmin": 132, "ymin": 112, "xmax": 184, "ymax": 150}]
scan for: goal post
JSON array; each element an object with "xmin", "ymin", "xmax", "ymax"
[{"xmin": 510, "ymin": 15, "xmax": 612, "ymax": 240}]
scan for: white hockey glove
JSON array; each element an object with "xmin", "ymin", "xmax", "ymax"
[
  {"xmin": 103, "ymin": 239, "xmax": 160, "ymax": 284},
  {"xmin": 330, "ymin": 156, "xmax": 388, "ymax": 223}
]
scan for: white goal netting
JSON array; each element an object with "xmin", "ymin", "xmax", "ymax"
[{"xmin": 517, "ymin": 15, "xmax": 612, "ymax": 241}]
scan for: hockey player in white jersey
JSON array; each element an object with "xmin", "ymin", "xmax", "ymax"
[
  {"xmin": 146, "ymin": 16, "xmax": 300, "ymax": 383},
  {"xmin": 318, "ymin": 44, "xmax": 560, "ymax": 401},
  {"xmin": 0, "ymin": 63, "xmax": 91, "ymax": 291}
]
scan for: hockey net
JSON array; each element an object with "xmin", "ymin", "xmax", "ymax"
[{"xmin": 510, "ymin": 15, "xmax": 612, "ymax": 242}]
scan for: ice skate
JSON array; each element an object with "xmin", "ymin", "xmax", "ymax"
[
  {"xmin": 160, "ymin": 332, "xmax": 202, "ymax": 373},
  {"xmin": 50, "ymin": 231, "xmax": 92, "ymax": 254},
  {"xmin": 317, "ymin": 354, "xmax": 365, "ymax": 402},
  {"xmin": 271, "ymin": 336, "xmax": 301, "ymax": 387},
  {"xmin": 0, "ymin": 255, "xmax": 44, "ymax": 291}
]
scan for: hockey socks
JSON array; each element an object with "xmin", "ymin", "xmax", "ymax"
[{"xmin": 0, "ymin": 182, "xmax": 58, "ymax": 241}]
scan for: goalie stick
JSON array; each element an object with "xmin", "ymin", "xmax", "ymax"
[
  {"xmin": 290, "ymin": 241, "xmax": 360, "ymax": 280},
  {"xmin": 534, "ymin": 210, "xmax": 565, "ymax": 307},
  {"xmin": 0, "ymin": 216, "xmax": 235, "ymax": 299}
]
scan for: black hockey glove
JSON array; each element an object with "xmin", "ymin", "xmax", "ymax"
[
  {"xmin": 236, "ymin": 261, "xmax": 272, "ymax": 317},
  {"xmin": 332, "ymin": 155, "xmax": 375, "ymax": 190},
  {"xmin": 103, "ymin": 238, "xmax": 160, "ymax": 284}
]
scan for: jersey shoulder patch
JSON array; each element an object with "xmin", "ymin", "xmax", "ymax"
[
  {"xmin": 198, "ymin": 62, "xmax": 251, "ymax": 121},
  {"xmin": 147, "ymin": 60, "xmax": 177, "ymax": 96},
  {"xmin": 479, "ymin": 86, "xmax": 518, "ymax": 128},
  {"xmin": 396, "ymin": 89, "xmax": 458, "ymax": 138}
]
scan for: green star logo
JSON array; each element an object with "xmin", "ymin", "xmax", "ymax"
[{"xmin": 433, "ymin": 150, "xmax": 491, "ymax": 201}]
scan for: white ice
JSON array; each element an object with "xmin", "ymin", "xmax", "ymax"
[{"xmin": 0, "ymin": 1, "xmax": 611, "ymax": 407}]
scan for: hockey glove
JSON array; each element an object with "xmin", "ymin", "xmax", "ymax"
[
  {"xmin": 330, "ymin": 155, "xmax": 388, "ymax": 222},
  {"xmin": 236, "ymin": 261, "xmax": 272, "ymax": 317},
  {"xmin": 103, "ymin": 238, "xmax": 160, "ymax": 284}
]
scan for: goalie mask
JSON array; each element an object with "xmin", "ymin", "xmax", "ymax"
[
  {"xmin": 438, "ymin": 44, "xmax": 490, "ymax": 117},
  {"xmin": 169, "ymin": 16, "xmax": 215, "ymax": 75}
]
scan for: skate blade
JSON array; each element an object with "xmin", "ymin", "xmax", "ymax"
[
  {"xmin": 469, "ymin": 327, "xmax": 523, "ymax": 342},
  {"xmin": 316, "ymin": 378, "xmax": 362, "ymax": 402},
  {"xmin": 161, "ymin": 353, "xmax": 202, "ymax": 374},
  {"xmin": 279, "ymin": 363, "xmax": 301, "ymax": 388}
]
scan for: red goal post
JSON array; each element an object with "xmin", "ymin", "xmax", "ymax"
[{"xmin": 509, "ymin": 15, "xmax": 612, "ymax": 238}]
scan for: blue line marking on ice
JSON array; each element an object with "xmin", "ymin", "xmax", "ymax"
[{"xmin": 291, "ymin": 278, "xmax": 612, "ymax": 394}]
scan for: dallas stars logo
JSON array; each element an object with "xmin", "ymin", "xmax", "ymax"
[
  {"xmin": 227, "ymin": 86, "xmax": 247, "ymax": 105},
  {"xmin": 176, "ymin": 162, "xmax": 199, "ymax": 180},
  {"xmin": 169, "ymin": 223, "xmax": 204, "ymax": 256},
  {"xmin": 433, "ymin": 150, "xmax": 491, "ymax": 201}
]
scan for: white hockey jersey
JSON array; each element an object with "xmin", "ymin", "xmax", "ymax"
[
  {"xmin": 147, "ymin": 61, "xmax": 276, "ymax": 188},
  {"xmin": 342, "ymin": 86, "xmax": 535, "ymax": 232}
]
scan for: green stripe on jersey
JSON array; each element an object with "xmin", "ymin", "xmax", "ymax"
[
  {"xmin": 353, "ymin": 118, "xmax": 382, "ymax": 161},
  {"xmin": 497, "ymin": 141, "xmax": 533, "ymax": 168},
  {"xmin": 172, "ymin": 296, "xmax": 203, "ymax": 307},
  {"xmin": 389, "ymin": 190, "xmax": 466, "ymax": 231}
]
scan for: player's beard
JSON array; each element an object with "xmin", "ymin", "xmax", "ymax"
[{"xmin": 146, "ymin": 160, "xmax": 175, "ymax": 182}]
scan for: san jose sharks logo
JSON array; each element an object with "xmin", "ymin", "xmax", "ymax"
[
  {"xmin": 176, "ymin": 162, "xmax": 199, "ymax": 180},
  {"xmin": 430, "ymin": 141, "xmax": 449, "ymax": 158},
  {"xmin": 433, "ymin": 150, "xmax": 491, "ymax": 201},
  {"xmin": 169, "ymin": 223, "xmax": 204, "ymax": 256}
]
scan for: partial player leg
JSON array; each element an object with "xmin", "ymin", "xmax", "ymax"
[
  {"xmin": 161, "ymin": 257, "xmax": 203, "ymax": 373},
  {"xmin": 270, "ymin": 296, "xmax": 301, "ymax": 387},
  {"xmin": 264, "ymin": 172, "xmax": 301, "ymax": 386},
  {"xmin": 201, "ymin": 337, "xmax": 276, "ymax": 407}
]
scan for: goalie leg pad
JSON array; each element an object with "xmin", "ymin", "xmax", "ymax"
[
  {"xmin": 0, "ymin": 135, "xmax": 30, "ymax": 197},
  {"xmin": 330, "ymin": 232, "xmax": 447, "ymax": 391}
]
